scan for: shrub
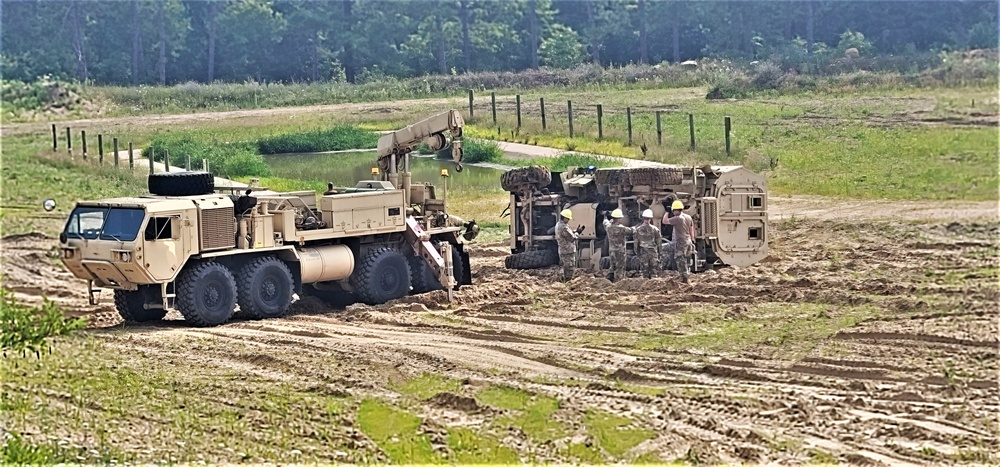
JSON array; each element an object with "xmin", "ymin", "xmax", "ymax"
[
  {"xmin": 257, "ymin": 125, "xmax": 380, "ymax": 154},
  {"xmin": 147, "ymin": 134, "xmax": 271, "ymax": 179},
  {"xmin": 460, "ymin": 138, "xmax": 503, "ymax": 163},
  {"xmin": 0, "ymin": 286, "xmax": 86, "ymax": 357}
]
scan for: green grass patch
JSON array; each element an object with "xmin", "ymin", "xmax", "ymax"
[
  {"xmin": 567, "ymin": 442, "xmax": 607, "ymax": 463},
  {"xmin": 635, "ymin": 303, "xmax": 877, "ymax": 357},
  {"xmin": 584, "ymin": 409, "xmax": 656, "ymax": 458},
  {"xmin": 475, "ymin": 386, "xmax": 565, "ymax": 442},
  {"xmin": 256, "ymin": 126, "xmax": 379, "ymax": 154},
  {"xmin": 392, "ymin": 372, "xmax": 462, "ymax": 400},
  {"xmin": 0, "ymin": 432, "xmax": 130, "ymax": 464},
  {"xmin": 356, "ymin": 399, "xmax": 440, "ymax": 464},
  {"xmin": 446, "ymin": 427, "xmax": 520, "ymax": 464},
  {"xmin": 1, "ymin": 336, "xmax": 360, "ymax": 463}
]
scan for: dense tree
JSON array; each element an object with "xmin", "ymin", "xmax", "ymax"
[{"xmin": 1, "ymin": 0, "xmax": 995, "ymax": 84}]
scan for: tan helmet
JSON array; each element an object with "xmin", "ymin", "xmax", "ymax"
[
  {"xmin": 560, "ymin": 209, "xmax": 573, "ymax": 220},
  {"xmin": 611, "ymin": 208, "xmax": 624, "ymax": 218},
  {"xmin": 671, "ymin": 200, "xmax": 685, "ymax": 210},
  {"xmin": 641, "ymin": 209, "xmax": 654, "ymax": 219}
]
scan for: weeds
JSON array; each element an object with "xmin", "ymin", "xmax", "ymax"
[
  {"xmin": 257, "ymin": 126, "xmax": 379, "ymax": 154},
  {"xmin": 0, "ymin": 287, "xmax": 86, "ymax": 357}
]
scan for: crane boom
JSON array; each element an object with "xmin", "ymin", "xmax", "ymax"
[{"xmin": 376, "ymin": 109, "xmax": 465, "ymax": 173}]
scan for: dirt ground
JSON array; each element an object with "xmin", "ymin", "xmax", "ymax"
[{"xmin": 2, "ymin": 197, "xmax": 997, "ymax": 464}]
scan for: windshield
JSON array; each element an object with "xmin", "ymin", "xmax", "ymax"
[{"xmin": 64, "ymin": 206, "xmax": 145, "ymax": 241}]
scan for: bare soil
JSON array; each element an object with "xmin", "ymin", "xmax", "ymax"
[{"xmin": 2, "ymin": 199, "xmax": 997, "ymax": 464}]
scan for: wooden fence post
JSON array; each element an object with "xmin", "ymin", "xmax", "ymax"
[
  {"xmin": 515, "ymin": 94, "xmax": 522, "ymax": 129},
  {"xmin": 149, "ymin": 148, "xmax": 155, "ymax": 175},
  {"xmin": 567, "ymin": 101, "xmax": 574, "ymax": 138},
  {"xmin": 98, "ymin": 134, "xmax": 104, "ymax": 165},
  {"xmin": 52, "ymin": 124, "xmax": 57, "ymax": 152},
  {"xmin": 724, "ymin": 116, "xmax": 732, "ymax": 156},
  {"xmin": 491, "ymin": 92, "xmax": 497, "ymax": 124},
  {"xmin": 656, "ymin": 111, "xmax": 663, "ymax": 146},
  {"xmin": 540, "ymin": 97, "xmax": 546, "ymax": 130},
  {"xmin": 627, "ymin": 107, "xmax": 633, "ymax": 146},
  {"xmin": 81, "ymin": 130, "xmax": 87, "ymax": 160},
  {"xmin": 164, "ymin": 149, "xmax": 170, "ymax": 172},
  {"xmin": 597, "ymin": 104, "xmax": 603, "ymax": 140},
  {"xmin": 202, "ymin": 158, "xmax": 208, "ymax": 172},
  {"xmin": 688, "ymin": 114, "xmax": 696, "ymax": 151},
  {"xmin": 128, "ymin": 142, "xmax": 134, "ymax": 171},
  {"xmin": 113, "ymin": 137, "xmax": 119, "ymax": 168},
  {"xmin": 468, "ymin": 89, "xmax": 474, "ymax": 118},
  {"xmin": 186, "ymin": 154, "xmax": 191, "ymax": 170}
]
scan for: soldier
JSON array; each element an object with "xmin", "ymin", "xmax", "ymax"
[
  {"xmin": 664, "ymin": 200, "xmax": 695, "ymax": 283},
  {"xmin": 603, "ymin": 208, "xmax": 633, "ymax": 282},
  {"xmin": 633, "ymin": 209, "xmax": 661, "ymax": 279},
  {"xmin": 555, "ymin": 209, "xmax": 584, "ymax": 281}
]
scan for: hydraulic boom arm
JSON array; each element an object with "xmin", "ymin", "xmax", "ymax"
[{"xmin": 376, "ymin": 109, "xmax": 465, "ymax": 173}]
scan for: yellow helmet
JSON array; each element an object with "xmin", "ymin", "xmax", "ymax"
[
  {"xmin": 610, "ymin": 208, "xmax": 624, "ymax": 218},
  {"xmin": 560, "ymin": 209, "xmax": 573, "ymax": 219},
  {"xmin": 671, "ymin": 200, "xmax": 685, "ymax": 210}
]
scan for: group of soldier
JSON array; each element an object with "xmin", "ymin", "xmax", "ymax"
[{"xmin": 554, "ymin": 200, "xmax": 695, "ymax": 283}]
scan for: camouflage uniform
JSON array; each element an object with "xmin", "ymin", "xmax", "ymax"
[
  {"xmin": 633, "ymin": 222, "xmax": 662, "ymax": 279},
  {"xmin": 666, "ymin": 212, "xmax": 694, "ymax": 282},
  {"xmin": 603, "ymin": 218, "xmax": 633, "ymax": 282},
  {"xmin": 555, "ymin": 219, "xmax": 579, "ymax": 281}
]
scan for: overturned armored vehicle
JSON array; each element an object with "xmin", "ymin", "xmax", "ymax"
[{"xmin": 500, "ymin": 165, "xmax": 769, "ymax": 273}]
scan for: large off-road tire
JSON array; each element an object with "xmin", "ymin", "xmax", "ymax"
[
  {"xmin": 148, "ymin": 171, "xmax": 215, "ymax": 196},
  {"xmin": 236, "ymin": 256, "xmax": 294, "ymax": 320},
  {"xmin": 504, "ymin": 248, "xmax": 559, "ymax": 270},
  {"xmin": 114, "ymin": 287, "xmax": 167, "ymax": 323},
  {"xmin": 176, "ymin": 262, "xmax": 238, "ymax": 327},
  {"xmin": 350, "ymin": 247, "xmax": 412, "ymax": 305},
  {"xmin": 410, "ymin": 246, "xmax": 465, "ymax": 294},
  {"xmin": 500, "ymin": 166, "xmax": 552, "ymax": 193}
]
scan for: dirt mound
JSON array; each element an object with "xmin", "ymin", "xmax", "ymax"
[{"xmin": 427, "ymin": 392, "xmax": 483, "ymax": 413}]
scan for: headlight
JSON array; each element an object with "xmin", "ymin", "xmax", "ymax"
[
  {"xmin": 62, "ymin": 248, "xmax": 75, "ymax": 259},
  {"xmin": 116, "ymin": 251, "xmax": 132, "ymax": 262}
]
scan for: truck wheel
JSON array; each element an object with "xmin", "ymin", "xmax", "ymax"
[
  {"xmin": 148, "ymin": 171, "xmax": 215, "ymax": 196},
  {"xmin": 409, "ymin": 246, "xmax": 464, "ymax": 294},
  {"xmin": 504, "ymin": 248, "xmax": 558, "ymax": 269},
  {"xmin": 236, "ymin": 257, "xmax": 294, "ymax": 320},
  {"xmin": 114, "ymin": 287, "xmax": 167, "ymax": 323},
  {"xmin": 351, "ymin": 248, "xmax": 411, "ymax": 305},
  {"xmin": 176, "ymin": 262, "xmax": 237, "ymax": 327},
  {"xmin": 500, "ymin": 166, "xmax": 552, "ymax": 193}
]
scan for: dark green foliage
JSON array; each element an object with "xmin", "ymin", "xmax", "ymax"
[
  {"xmin": 257, "ymin": 126, "xmax": 380, "ymax": 154},
  {"xmin": 0, "ymin": 286, "xmax": 86, "ymax": 357}
]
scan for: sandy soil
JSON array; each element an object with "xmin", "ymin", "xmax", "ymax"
[{"xmin": 2, "ymin": 200, "xmax": 997, "ymax": 464}]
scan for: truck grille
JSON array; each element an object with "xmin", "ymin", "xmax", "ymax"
[{"xmin": 201, "ymin": 207, "xmax": 235, "ymax": 251}]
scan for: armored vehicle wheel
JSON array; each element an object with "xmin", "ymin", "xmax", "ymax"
[
  {"xmin": 148, "ymin": 171, "xmax": 215, "ymax": 196},
  {"xmin": 351, "ymin": 248, "xmax": 412, "ymax": 305},
  {"xmin": 504, "ymin": 248, "xmax": 558, "ymax": 269},
  {"xmin": 176, "ymin": 262, "xmax": 238, "ymax": 327},
  {"xmin": 598, "ymin": 256, "xmax": 611, "ymax": 270},
  {"xmin": 237, "ymin": 256, "xmax": 294, "ymax": 320},
  {"xmin": 410, "ymin": 246, "xmax": 465, "ymax": 294},
  {"xmin": 114, "ymin": 287, "xmax": 167, "ymax": 322},
  {"xmin": 500, "ymin": 166, "xmax": 552, "ymax": 193},
  {"xmin": 626, "ymin": 255, "xmax": 642, "ymax": 271}
]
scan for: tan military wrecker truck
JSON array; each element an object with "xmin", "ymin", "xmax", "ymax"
[{"xmin": 58, "ymin": 111, "xmax": 478, "ymax": 327}]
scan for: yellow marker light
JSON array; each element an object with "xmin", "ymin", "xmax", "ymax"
[
  {"xmin": 440, "ymin": 168, "xmax": 449, "ymax": 177},
  {"xmin": 371, "ymin": 167, "xmax": 380, "ymax": 175}
]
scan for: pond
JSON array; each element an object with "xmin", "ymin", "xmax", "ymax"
[{"xmin": 263, "ymin": 151, "xmax": 505, "ymax": 193}]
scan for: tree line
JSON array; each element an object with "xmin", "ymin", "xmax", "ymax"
[{"xmin": 1, "ymin": 0, "xmax": 996, "ymax": 86}]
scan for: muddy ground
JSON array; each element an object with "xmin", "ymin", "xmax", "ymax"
[{"xmin": 2, "ymin": 200, "xmax": 998, "ymax": 464}]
